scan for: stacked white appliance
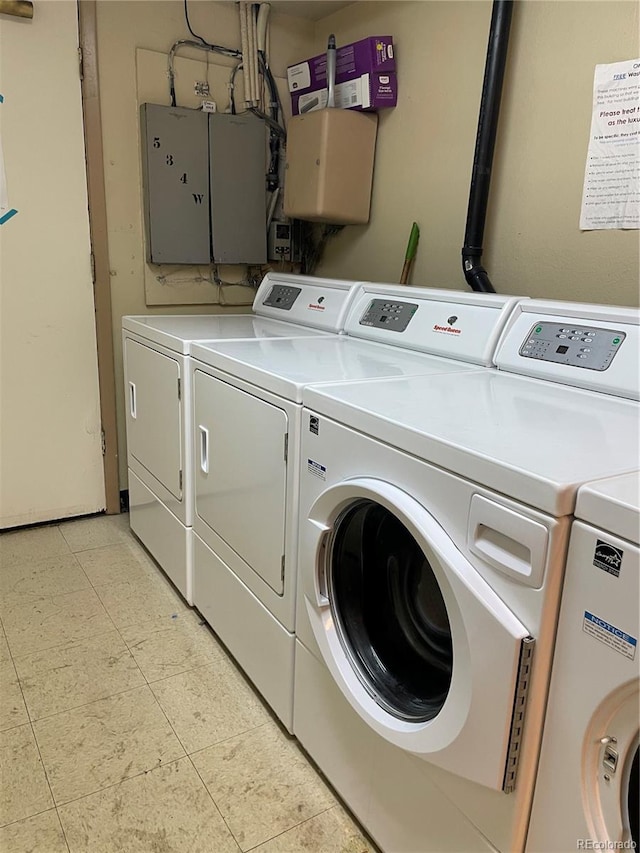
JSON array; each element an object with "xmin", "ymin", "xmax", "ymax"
[
  {"xmin": 189, "ymin": 284, "xmax": 523, "ymax": 733},
  {"xmin": 527, "ymin": 471, "xmax": 639, "ymax": 852},
  {"xmin": 122, "ymin": 273, "xmax": 364, "ymax": 605},
  {"xmin": 295, "ymin": 299, "xmax": 639, "ymax": 852}
]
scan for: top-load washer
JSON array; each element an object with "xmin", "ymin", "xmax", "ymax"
[
  {"xmin": 527, "ymin": 471, "xmax": 639, "ymax": 853},
  {"xmin": 188, "ymin": 284, "xmax": 523, "ymax": 732},
  {"xmin": 122, "ymin": 272, "xmax": 363, "ymax": 603},
  {"xmin": 295, "ymin": 299, "xmax": 639, "ymax": 852}
]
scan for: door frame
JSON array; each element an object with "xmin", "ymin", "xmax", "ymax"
[{"xmin": 77, "ymin": 0, "xmax": 119, "ymax": 513}]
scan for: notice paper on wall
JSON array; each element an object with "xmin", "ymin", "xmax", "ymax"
[{"xmin": 580, "ymin": 58, "xmax": 640, "ymax": 230}]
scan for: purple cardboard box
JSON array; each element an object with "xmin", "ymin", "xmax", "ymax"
[
  {"xmin": 291, "ymin": 72, "xmax": 398, "ymax": 115},
  {"xmin": 287, "ymin": 36, "xmax": 395, "ymax": 95}
]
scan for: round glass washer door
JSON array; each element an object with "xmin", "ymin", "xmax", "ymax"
[{"xmin": 326, "ymin": 499, "xmax": 454, "ymax": 723}]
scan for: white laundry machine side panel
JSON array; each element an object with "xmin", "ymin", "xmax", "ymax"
[
  {"xmin": 193, "ymin": 369, "xmax": 287, "ymax": 596},
  {"xmin": 193, "ymin": 533, "xmax": 294, "ymax": 731},
  {"xmin": 124, "ymin": 336, "xmax": 183, "ymax": 502},
  {"xmin": 294, "ymin": 641, "xmax": 376, "ymax": 823},
  {"xmin": 369, "ymin": 739, "xmax": 500, "ymax": 853},
  {"xmin": 294, "ymin": 642, "xmax": 499, "ymax": 853},
  {"xmin": 296, "ymin": 412, "xmax": 570, "ymax": 851},
  {"xmin": 527, "ymin": 521, "xmax": 639, "ymax": 853},
  {"xmin": 191, "ymin": 362, "xmax": 302, "ymax": 631},
  {"xmin": 128, "ymin": 471, "xmax": 191, "ymax": 602}
]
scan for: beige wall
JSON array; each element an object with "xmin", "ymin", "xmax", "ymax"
[
  {"xmin": 0, "ymin": 1, "xmax": 105, "ymax": 528},
  {"xmin": 310, "ymin": 1, "xmax": 640, "ymax": 305},
  {"xmin": 97, "ymin": 1, "xmax": 639, "ymax": 489},
  {"xmin": 95, "ymin": 1, "xmax": 315, "ymax": 485}
]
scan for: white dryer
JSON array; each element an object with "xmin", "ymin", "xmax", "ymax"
[
  {"xmin": 122, "ymin": 273, "xmax": 362, "ymax": 604},
  {"xmin": 527, "ymin": 471, "xmax": 639, "ymax": 853},
  {"xmin": 295, "ymin": 299, "xmax": 639, "ymax": 852},
  {"xmin": 188, "ymin": 285, "xmax": 522, "ymax": 732}
]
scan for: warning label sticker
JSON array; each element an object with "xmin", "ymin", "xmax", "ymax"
[
  {"xmin": 583, "ymin": 611, "xmax": 637, "ymax": 660},
  {"xmin": 307, "ymin": 459, "xmax": 326, "ymax": 480},
  {"xmin": 593, "ymin": 538, "xmax": 623, "ymax": 577}
]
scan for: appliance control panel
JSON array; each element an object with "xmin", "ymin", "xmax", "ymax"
[
  {"xmin": 261, "ymin": 284, "xmax": 302, "ymax": 311},
  {"xmin": 495, "ymin": 300, "xmax": 639, "ymax": 400},
  {"xmin": 519, "ymin": 322, "xmax": 626, "ymax": 371},
  {"xmin": 359, "ymin": 299, "xmax": 419, "ymax": 332}
]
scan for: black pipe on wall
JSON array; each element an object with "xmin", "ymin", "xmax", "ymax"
[{"xmin": 462, "ymin": 0, "xmax": 514, "ymax": 293}]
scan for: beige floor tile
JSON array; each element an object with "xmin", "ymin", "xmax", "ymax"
[
  {"xmin": 74, "ymin": 542, "xmax": 157, "ymax": 587},
  {"xmin": 120, "ymin": 610, "xmax": 225, "ymax": 683},
  {"xmin": 150, "ymin": 660, "xmax": 269, "ymax": 754},
  {"xmin": 0, "ymin": 630, "xmax": 11, "ymax": 664},
  {"xmin": 58, "ymin": 513, "xmax": 132, "ymax": 553},
  {"xmin": 58, "ymin": 758, "xmax": 240, "ymax": 853},
  {"xmin": 0, "ymin": 659, "xmax": 29, "ymax": 732},
  {"xmin": 0, "ymin": 526, "xmax": 71, "ymax": 570},
  {"xmin": 14, "ymin": 630, "xmax": 145, "ymax": 721},
  {"xmin": 0, "ymin": 555, "xmax": 90, "ymax": 616},
  {"xmin": 1, "ymin": 588, "xmax": 114, "ymax": 658},
  {"xmin": 0, "ymin": 809, "xmax": 69, "ymax": 852},
  {"xmin": 94, "ymin": 575, "xmax": 186, "ymax": 630},
  {"xmin": 34, "ymin": 685, "xmax": 185, "ymax": 805},
  {"xmin": 192, "ymin": 723, "xmax": 336, "ymax": 850},
  {"xmin": 250, "ymin": 805, "xmax": 375, "ymax": 853},
  {"xmin": 0, "ymin": 724, "xmax": 53, "ymax": 827}
]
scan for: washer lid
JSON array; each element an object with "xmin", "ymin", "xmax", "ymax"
[
  {"xmin": 190, "ymin": 336, "xmax": 482, "ymax": 403},
  {"xmin": 576, "ymin": 472, "xmax": 640, "ymax": 543},
  {"xmin": 121, "ymin": 314, "xmax": 330, "ymax": 354},
  {"xmin": 302, "ymin": 370, "xmax": 640, "ymax": 516}
]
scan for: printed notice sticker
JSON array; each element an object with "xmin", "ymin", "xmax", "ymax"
[
  {"xmin": 580, "ymin": 58, "xmax": 640, "ymax": 230},
  {"xmin": 583, "ymin": 611, "xmax": 637, "ymax": 660},
  {"xmin": 593, "ymin": 538, "xmax": 624, "ymax": 577},
  {"xmin": 308, "ymin": 459, "xmax": 326, "ymax": 480}
]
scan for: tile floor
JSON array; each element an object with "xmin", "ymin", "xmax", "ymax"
[{"xmin": 0, "ymin": 513, "xmax": 376, "ymax": 853}]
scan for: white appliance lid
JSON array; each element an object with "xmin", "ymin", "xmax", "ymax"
[
  {"xmin": 121, "ymin": 314, "xmax": 330, "ymax": 354},
  {"xmin": 575, "ymin": 472, "xmax": 640, "ymax": 543},
  {"xmin": 343, "ymin": 284, "xmax": 523, "ymax": 366},
  {"xmin": 303, "ymin": 370, "xmax": 640, "ymax": 517},
  {"xmin": 190, "ymin": 336, "xmax": 482, "ymax": 403}
]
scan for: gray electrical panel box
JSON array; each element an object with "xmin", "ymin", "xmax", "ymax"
[
  {"xmin": 140, "ymin": 104, "xmax": 210, "ymax": 264},
  {"xmin": 209, "ymin": 113, "xmax": 267, "ymax": 264}
]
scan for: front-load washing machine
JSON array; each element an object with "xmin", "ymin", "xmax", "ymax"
[
  {"xmin": 122, "ymin": 272, "xmax": 363, "ymax": 603},
  {"xmin": 527, "ymin": 471, "xmax": 639, "ymax": 852},
  {"xmin": 188, "ymin": 284, "xmax": 523, "ymax": 732},
  {"xmin": 295, "ymin": 299, "xmax": 639, "ymax": 851}
]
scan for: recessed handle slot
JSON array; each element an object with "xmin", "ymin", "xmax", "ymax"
[
  {"xmin": 468, "ymin": 494, "xmax": 548, "ymax": 588},
  {"xmin": 198, "ymin": 425, "xmax": 209, "ymax": 474},
  {"xmin": 316, "ymin": 530, "xmax": 330, "ymax": 606},
  {"xmin": 129, "ymin": 381, "xmax": 137, "ymax": 419},
  {"xmin": 474, "ymin": 524, "xmax": 532, "ymax": 576}
]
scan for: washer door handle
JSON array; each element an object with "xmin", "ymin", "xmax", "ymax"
[
  {"xmin": 198, "ymin": 425, "xmax": 209, "ymax": 474},
  {"xmin": 129, "ymin": 381, "xmax": 137, "ymax": 419},
  {"xmin": 317, "ymin": 529, "xmax": 330, "ymax": 606}
]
